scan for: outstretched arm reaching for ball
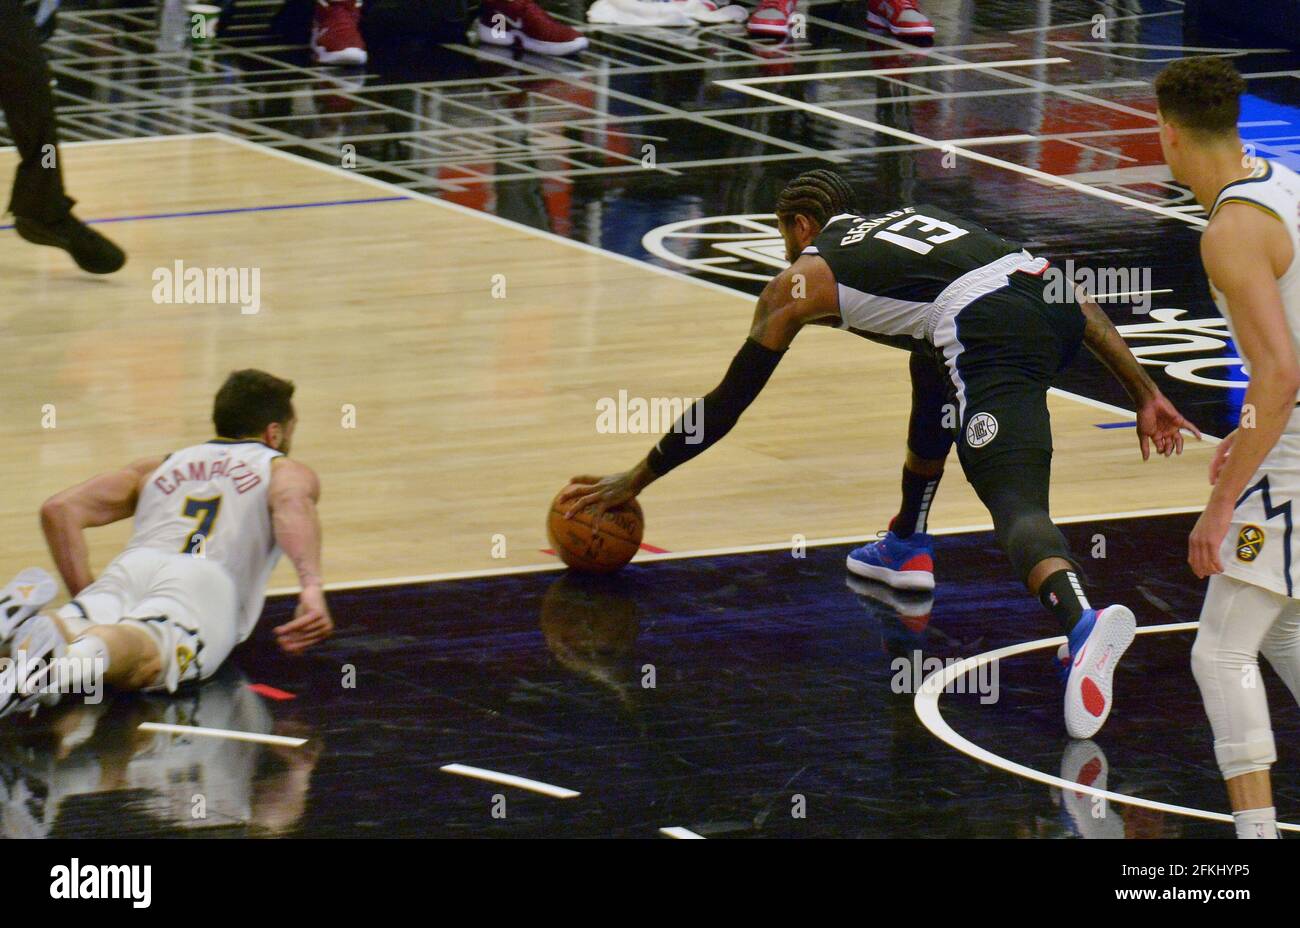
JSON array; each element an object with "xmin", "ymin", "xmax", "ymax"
[
  {"xmin": 559, "ymin": 255, "xmax": 840, "ymax": 519},
  {"xmin": 268, "ymin": 457, "xmax": 333, "ymax": 655}
]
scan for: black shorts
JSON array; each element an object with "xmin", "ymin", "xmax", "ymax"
[{"xmin": 942, "ymin": 274, "xmax": 1087, "ymax": 478}]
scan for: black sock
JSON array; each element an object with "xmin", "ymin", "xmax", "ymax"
[
  {"xmin": 1038, "ymin": 568, "xmax": 1090, "ymax": 634},
  {"xmin": 893, "ymin": 466, "xmax": 941, "ymax": 538}
]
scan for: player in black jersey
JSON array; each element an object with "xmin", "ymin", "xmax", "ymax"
[{"xmin": 561, "ymin": 169, "xmax": 1200, "ymax": 738}]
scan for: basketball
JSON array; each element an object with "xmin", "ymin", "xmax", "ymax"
[{"xmin": 547, "ymin": 489, "xmax": 644, "ymax": 574}]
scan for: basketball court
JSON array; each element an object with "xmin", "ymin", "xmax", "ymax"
[{"xmin": 1, "ymin": 0, "xmax": 1298, "ymax": 841}]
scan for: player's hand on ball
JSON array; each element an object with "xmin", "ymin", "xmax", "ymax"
[
  {"xmin": 558, "ymin": 472, "xmax": 637, "ymax": 524},
  {"xmin": 1136, "ymin": 391, "xmax": 1201, "ymax": 460},
  {"xmin": 275, "ymin": 584, "xmax": 334, "ymax": 655},
  {"xmin": 1188, "ymin": 502, "xmax": 1230, "ymax": 578},
  {"xmin": 1209, "ymin": 429, "xmax": 1236, "ymax": 485}
]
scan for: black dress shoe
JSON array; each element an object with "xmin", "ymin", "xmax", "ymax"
[{"xmin": 14, "ymin": 213, "xmax": 126, "ymax": 275}]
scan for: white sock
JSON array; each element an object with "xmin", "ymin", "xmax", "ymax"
[
  {"xmin": 59, "ymin": 635, "xmax": 110, "ymax": 694},
  {"xmin": 1234, "ymin": 806, "xmax": 1279, "ymax": 839}
]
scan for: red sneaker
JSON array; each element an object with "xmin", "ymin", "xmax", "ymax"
[
  {"xmin": 478, "ymin": 0, "xmax": 588, "ymax": 57},
  {"xmin": 747, "ymin": 0, "xmax": 798, "ymax": 37},
  {"xmin": 866, "ymin": 0, "xmax": 934, "ymax": 38},
  {"xmin": 312, "ymin": 0, "xmax": 367, "ymax": 65}
]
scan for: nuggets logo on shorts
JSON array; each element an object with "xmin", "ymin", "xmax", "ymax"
[
  {"xmin": 176, "ymin": 645, "xmax": 195, "ymax": 677},
  {"xmin": 1236, "ymin": 524, "xmax": 1266, "ymax": 562},
  {"xmin": 965, "ymin": 412, "xmax": 999, "ymax": 448}
]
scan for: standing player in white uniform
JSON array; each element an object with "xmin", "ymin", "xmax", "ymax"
[
  {"xmin": 1157, "ymin": 57, "xmax": 1300, "ymax": 839},
  {"xmin": 0, "ymin": 369, "xmax": 332, "ymax": 715}
]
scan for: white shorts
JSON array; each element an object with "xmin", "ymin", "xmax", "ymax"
[
  {"xmin": 1220, "ymin": 424, "xmax": 1300, "ymax": 600},
  {"xmin": 56, "ymin": 548, "xmax": 240, "ymax": 692}
]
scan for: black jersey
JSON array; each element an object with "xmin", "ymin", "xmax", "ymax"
[{"xmin": 804, "ymin": 205, "xmax": 1048, "ymax": 351}]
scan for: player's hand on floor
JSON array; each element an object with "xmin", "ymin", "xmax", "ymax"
[
  {"xmin": 1188, "ymin": 502, "xmax": 1231, "ymax": 578},
  {"xmin": 1209, "ymin": 429, "xmax": 1236, "ymax": 484},
  {"xmin": 1137, "ymin": 391, "xmax": 1201, "ymax": 459},
  {"xmin": 557, "ymin": 472, "xmax": 637, "ymax": 523},
  {"xmin": 275, "ymin": 584, "xmax": 334, "ymax": 655}
]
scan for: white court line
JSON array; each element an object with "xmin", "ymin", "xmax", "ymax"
[
  {"xmin": 0, "ymin": 132, "xmax": 213, "ymax": 154},
  {"xmin": 440, "ymin": 764, "xmax": 580, "ymax": 799},
  {"xmin": 265, "ymin": 505, "xmax": 1212, "ymax": 594},
  {"xmin": 1093, "ymin": 289, "xmax": 1174, "ymax": 300},
  {"xmin": 912, "ymin": 623, "xmax": 1300, "ymax": 833},
  {"xmin": 734, "ymin": 58, "xmax": 1071, "ymax": 85},
  {"xmin": 659, "ymin": 826, "xmax": 706, "ymax": 839},
  {"xmin": 714, "ymin": 72, "xmax": 1209, "ymax": 229},
  {"xmin": 943, "ymin": 134, "xmax": 1037, "ymax": 146},
  {"xmin": 138, "ymin": 722, "xmax": 307, "ymax": 747},
  {"xmin": 1009, "ymin": 9, "xmax": 1182, "ymax": 34}
]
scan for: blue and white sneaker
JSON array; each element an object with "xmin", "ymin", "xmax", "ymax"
[
  {"xmin": 1061, "ymin": 605, "xmax": 1136, "ymax": 739},
  {"xmin": 846, "ymin": 530, "xmax": 935, "ymax": 591}
]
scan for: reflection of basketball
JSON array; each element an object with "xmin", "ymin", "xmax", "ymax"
[
  {"xmin": 547, "ymin": 490, "xmax": 644, "ymax": 574},
  {"xmin": 539, "ymin": 574, "xmax": 642, "ymax": 663}
]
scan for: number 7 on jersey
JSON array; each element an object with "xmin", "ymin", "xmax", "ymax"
[{"xmin": 181, "ymin": 496, "xmax": 222, "ymax": 555}]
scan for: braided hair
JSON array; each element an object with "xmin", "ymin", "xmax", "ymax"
[{"xmin": 774, "ymin": 169, "xmax": 856, "ymax": 229}]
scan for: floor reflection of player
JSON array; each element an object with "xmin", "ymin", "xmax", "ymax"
[
  {"xmin": 846, "ymin": 575, "xmax": 934, "ymax": 662},
  {"xmin": 0, "ymin": 667, "xmax": 321, "ymax": 837},
  {"xmin": 1038, "ymin": 739, "xmax": 1180, "ymax": 840}
]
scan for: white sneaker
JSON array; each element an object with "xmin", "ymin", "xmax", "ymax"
[
  {"xmin": 0, "ymin": 615, "xmax": 67, "ymax": 720},
  {"xmin": 0, "ymin": 568, "xmax": 57, "ymax": 646},
  {"xmin": 1063, "ymin": 605, "xmax": 1136, "ymax": 739}
]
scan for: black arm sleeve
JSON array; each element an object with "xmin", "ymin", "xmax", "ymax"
[{"xmin": 646, "ymin": 337, "xmax": 787, "ymax": 477}]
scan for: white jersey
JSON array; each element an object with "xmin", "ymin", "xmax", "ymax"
[
  {"xmin": 1208, "ymin": 160, "xmax": 1300, "ymax": 598},
  {"xmin": 129, "ymin": 439, "xmax": 283, "ymax": 636},
  {"xmin": 1210, "ymin": 159, "xmax": 1300, "ymax": 396}
]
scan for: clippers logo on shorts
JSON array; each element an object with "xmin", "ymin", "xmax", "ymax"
[
  {"xmin": 965, "ymin": 412, "xmax": 999, "ymax": 448},
  {"xmin": 1236, "ymin": 524, "xmax": 1266, "ymax": 562}
]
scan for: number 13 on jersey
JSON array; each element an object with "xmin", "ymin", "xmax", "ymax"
[{"xmin": 875, "ymin": 214, "xmax": 968, "ymax": 255}]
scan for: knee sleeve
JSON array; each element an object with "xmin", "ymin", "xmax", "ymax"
[
  {"xmin": 966, "ymin": 452, "xmax": 1074, "ymax": 581},
  {"xmin": 1214, "ymin": 729, "xmax": 1276, "ymax": 780},
  {"xmin": 1189, "ymin": 642, "xmax": 1276, "ymax": 779}
]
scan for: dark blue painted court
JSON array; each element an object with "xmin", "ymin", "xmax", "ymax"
[{"xmin": 3, "ymin": 513, "xmax": 1293, "ymax": 838}]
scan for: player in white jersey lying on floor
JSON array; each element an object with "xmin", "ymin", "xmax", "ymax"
[
  {"xmin": 0, "ymin": 369, "xmax": 332, "ymax": 716},
  {"xmin": 1158, "ymin": 56, "xmax": 1300, "ymax": 839}
]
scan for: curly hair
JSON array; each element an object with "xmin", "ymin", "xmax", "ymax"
[
  {"xmin": 1154, "ymin": 57, "xmax": 1246, "ymax": 137},
  {"xmin": 774, "ymin": 169, "xmax": 857, "ymax": 228}
]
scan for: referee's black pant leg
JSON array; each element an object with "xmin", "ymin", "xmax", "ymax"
[{"xmin": 0, "ymin": 0, "xmax": 73, "ymax": 223}]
